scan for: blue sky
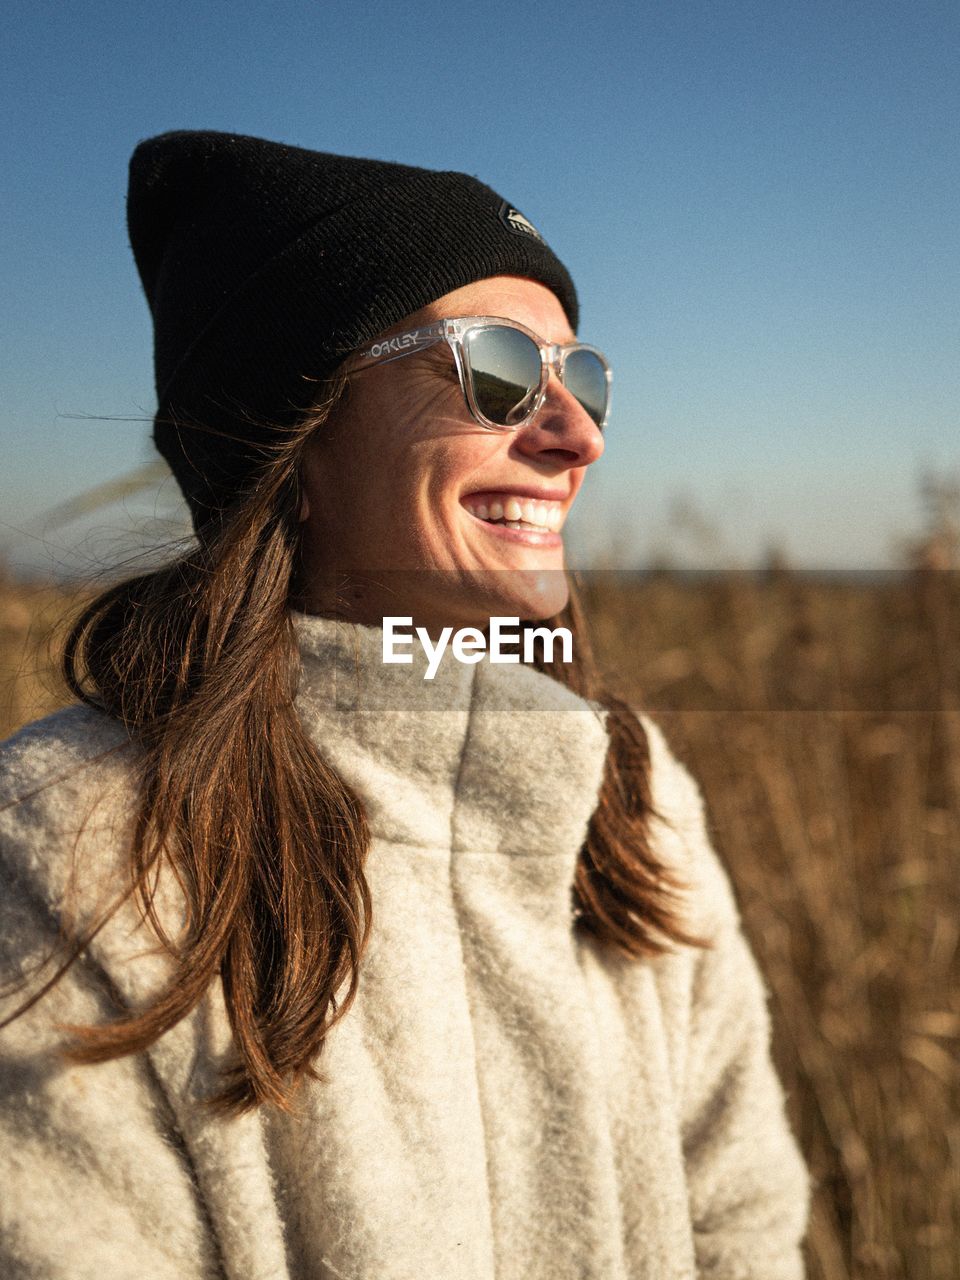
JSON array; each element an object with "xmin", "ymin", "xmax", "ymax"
[{"xmin": 1, "ymin": 0, "xmax": 957, "ymax": 574}]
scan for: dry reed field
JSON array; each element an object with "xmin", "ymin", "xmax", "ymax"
[
  {"xmin": 583, "ymin": 570, "xmax": 960, "ymax": 1280},
  {"xmin": 1, "ymin": 562, "xmax": 958, "ymax": 1280}
]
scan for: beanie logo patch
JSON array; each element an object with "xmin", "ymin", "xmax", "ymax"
[{"xmin": 499, "ymin": 201, "xmax": 545, "ymax": 243}]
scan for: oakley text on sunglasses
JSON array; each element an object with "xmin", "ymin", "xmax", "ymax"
[{"xmin": 348, "ymin": 316, "xmax": 612, "ymax": 432}]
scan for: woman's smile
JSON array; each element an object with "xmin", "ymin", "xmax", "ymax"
[{"xmin": 459, "ymin": 488, "xmax": 567, "ymax": 546}]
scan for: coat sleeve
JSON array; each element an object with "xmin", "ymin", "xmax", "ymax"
[
  {"xmin": 643, "ymin": 717, "xmax": 811, "ymax": 1280},
  {"xmin": 681, "ymin": 905, "xmax": 811, "ymax": 1279},
  {"xmin": 0, "ymin": 718, "xmax": 224, "ymax": 1280}
]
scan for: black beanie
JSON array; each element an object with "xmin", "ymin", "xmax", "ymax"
[{"xmin": 126, "ymin": 129, "xmax": 580, "ymax": 530}]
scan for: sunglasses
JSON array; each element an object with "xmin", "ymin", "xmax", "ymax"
[{"xmin": 349, "ymin": 315, "xmax": 612, "ymax": 432}]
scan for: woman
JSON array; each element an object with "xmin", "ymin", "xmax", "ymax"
[{"xmin": 0, "ymin": 131, "xmax": 810, "ymax": 1279}]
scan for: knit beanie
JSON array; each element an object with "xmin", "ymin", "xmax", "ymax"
[{"xmin": 126, "ymin": 129, "xmax": 579, "ymax": 531}]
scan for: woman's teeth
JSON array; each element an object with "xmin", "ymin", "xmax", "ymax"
[{"xmin": 463, "ymin": 494, "xmax": 564, "ymax": 532}]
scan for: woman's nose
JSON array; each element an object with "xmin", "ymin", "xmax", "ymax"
[{"xmin": 511, "ymin": 375, "xmax": 605, "ymax": 468}]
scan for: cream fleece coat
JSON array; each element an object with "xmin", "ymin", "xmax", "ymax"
[{"xmin": 0, "ymin": 613, "xmax": 810, "ymax": 1279}]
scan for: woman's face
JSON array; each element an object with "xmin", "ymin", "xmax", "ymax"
[{"xmin": 297, "ymin": 275, "xmax": 605, "ymax": 631}]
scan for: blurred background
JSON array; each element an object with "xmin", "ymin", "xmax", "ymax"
[{"xmin": 1, "ymin": 2, "xmax": 958, "ymax": 1277}]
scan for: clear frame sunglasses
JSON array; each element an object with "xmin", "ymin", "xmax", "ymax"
[{"xmin": 348, "ymin": 315, "xmax": 612, "ymax": 432}]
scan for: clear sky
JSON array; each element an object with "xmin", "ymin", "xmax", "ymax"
[{"xmin": 1, "ymin": 0, "xmax": 957, "ymax": 575}]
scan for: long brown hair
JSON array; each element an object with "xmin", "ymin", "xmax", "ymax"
[{"xmin": 3, "ymin": 380, "xmax": 709, "ymax": 1118}]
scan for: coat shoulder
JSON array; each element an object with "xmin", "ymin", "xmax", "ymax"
[
  {"xmin": 0, "ymin": 703, "xmax": 134, "ymax": 806},
  {"xmin": 0, "ymin": 704, "xmax": 140, "ymax": 919}
]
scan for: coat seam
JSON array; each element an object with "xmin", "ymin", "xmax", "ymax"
[{"xmin": 445, "ymin": 663, "xmax": 498, "ymax": 1278}]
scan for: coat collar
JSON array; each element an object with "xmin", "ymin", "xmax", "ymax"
[{"xmin": 290, "ymin": 611, "xmax": 610, "ymax": 861}]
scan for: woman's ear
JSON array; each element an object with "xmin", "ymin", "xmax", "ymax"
[{"xmin": 299, "ymin": 490, "xmax": 311, "ymax": 522}]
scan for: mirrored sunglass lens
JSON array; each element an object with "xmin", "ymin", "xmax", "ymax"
[
  {"xmin": 563, "ymin": 349, "xmax": 608, "ymax": 428},
  {"xmin": 464, "ymin": 326, "xmax": 542, "ymax": 425}
]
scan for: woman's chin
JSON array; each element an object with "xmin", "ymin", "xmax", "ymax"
[
  {"xmin": 293, "ymin": 564, "xmax": 570, "ymax": 632},
  {"xmin": 463, "ymin": 568, "xmax": 570, "ymax": 626}
]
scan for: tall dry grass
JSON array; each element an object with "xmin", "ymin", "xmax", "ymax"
[
  {"xmin": 583, "ymin": 569, "xmax": 960, "ymax": 1280},
  {"xmin": 1, "ymin": 561, "xmax": 958, "ymax": 1279},
  {"xmin": 0, "ymin": 563, "xmax": 92, "ymax": 739}
]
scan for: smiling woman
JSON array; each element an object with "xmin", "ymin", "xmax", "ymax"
[
  {"xmin": 0, "ymin": 130, "xmax": 810, "ymax": 1280},
  {"xmin": 295, "ymin": 277, "xmax": 605, "ymax": 628}
]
